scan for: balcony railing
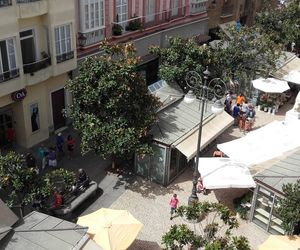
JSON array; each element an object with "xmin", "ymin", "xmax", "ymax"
[
  {"xmin": 16, "ymin": 0, "xmax": 41, "ymax": 3},
  {"xmin": 78, "ymin": 29, "xmax": 105, "ymax": 47},
  {"xmin": 23, "ymin": 56, "xmax": 51, "ymax": 74},
  {"xmin": 0, "ymin": 0, "xmax": 12, "ymax": 8},
  {"xmin": 190, "ymin": 0, "xmax": 208, "ymax": 14},
  {"xmin": 221, "ymin": 4, "xmax": 234, "ymax": 17},
  {"xmin": 0, "ymin": 68, "xmax": 20, "ymax": 83},
  {"xmin": 56, "ymin": 51, "xmax": 74, "ymax": 64}
]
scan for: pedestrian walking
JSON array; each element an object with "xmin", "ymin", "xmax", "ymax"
[
  {"xmin": 5, "ymin": 125, "xmax": 16, "ymax": 149},
  {"xmin": 224, "ymin": 91, "xmax": 233, "ymax": 115},
  {"xmin": 38, "ymin": 144, "xmax": 46, "ymax": 170},
  {"xmin": 56, "ymin": 133, "xmax": 65, "ymax": 157},
  {"xmin": 236, "ymin": 93, "xmax": 245, "ymax": 105},
  {"xmin": 48, "ymin": 147, "xmax": 57, "ymax": 168},
  {"xmin": 232, "ymin": 103, "xmax": 241, "ymax": 126},
  {"xmin": 67, "ymin": 135, "xmax": 75, "ymax": 159},
  {"xmin": 169, "ymin": 194, "xmax": 179, "ymax": 220}
]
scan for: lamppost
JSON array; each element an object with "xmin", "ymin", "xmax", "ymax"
[{"xmin": 184, "ymin": 67, "xmax": 227, "ymax": 205}]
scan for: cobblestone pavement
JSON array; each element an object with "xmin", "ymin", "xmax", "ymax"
[{"xmin": 109, "ymin": 103, "xmax": 294, "ymax": 250}]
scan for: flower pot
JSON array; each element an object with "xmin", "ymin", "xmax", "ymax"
[
  {"xmin": 268, "ymin": 107, "xmax": 272, "ymax": 114},
  {"xmin": 264, "ymin": 107, "xmax": 268, "ymax": 112}
]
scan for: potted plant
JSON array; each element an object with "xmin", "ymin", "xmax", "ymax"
[
  {"xmin": 112, "ymin": 23, "xmax": 123, "ymax": 36},
  {"xmin": 125, "ymin": 15, "xmax": 142, "ymax": 31}
]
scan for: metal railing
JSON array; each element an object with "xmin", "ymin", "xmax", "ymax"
[
  {"xmin": 23, "ymin": 56, "xmax": 51, "ymax": 74},
  {"xmin": 221, "ymin": 4, "xmax": 234, "ymax": 17},
  {"xmin": 56, "ymin": 51, "xmax": 74, "ymax": 64},
  {"xmin": 78, "ymin": 29, "xmax": 105, "ymax": 47},
  {"xmin": 16, "ymin": 0, "xmax": 41, "ymax": 3},
  {"xmin": 190, "ymin": 0, "xmax": 208, "ymax": 14},
  {"xmin": 0, "ymin": 68, "xmax": 20, "ymax": 83},
  {"xmin": 0, "ymin": 0, "xmax": 12, "ymax": 8}
]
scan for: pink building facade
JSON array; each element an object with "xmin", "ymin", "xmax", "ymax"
[{"xmin": 75, "ymin": 0, "xmax": 210, "ymax": 58}]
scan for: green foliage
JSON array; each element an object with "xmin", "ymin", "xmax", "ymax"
[
  {"xmin": 233, "ymin": 191, "xmax": 253, "ymax": 220},
  {"xmin": 112, "ymin": 23, "xmax": 123, "ymax": 36},
  {"xmin": 0, "ymin": 152, "xmax": 37, "ymax": 206},
  {"xmin": 38, "ymin": 169, "xmax": 76, "ymax": 198},
  {"xmin": 276, "ymin": 179, "xmax": 300, "ymax": 235},
  {"xmin": 162, "ymin": 202, "xmax": 250, "ymax": 249},
  {"xmin": 126, "ymin": 15, "xmax": 142, "ymax": 31},
  {"xmin": 0, "ymin": 151, "xmax": 76, "ymax": 207},
  {"xmin": 150, "ymin": 30, "xmax": 282, "ymax": 95},
  {"xmin": 66, "ymin": 41, "xmax": 161, "ymax": 160},
  {"xmin": 255, "ymin": 0, "xmax": 300, "ymax": 49},
  {"xmin": 149, "ymin": 37, "xmax": 208, "ymax": 91}
]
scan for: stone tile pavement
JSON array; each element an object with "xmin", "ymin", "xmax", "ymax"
[{"xmin": 10, "ymin": 102, "xmax": 293, "ymax": 249}]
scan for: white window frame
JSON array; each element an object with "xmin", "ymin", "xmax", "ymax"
[
  {"xmin": 80, "ymin": 0, "xmax": 105, "ymax": 33},
  {"xmin": 145, "ymin": 0, "xmax": 155, "ymax": 23},
  {"xmin": 0, "ymin": 37, "xmax": 17, "ymax": 75},
  {"xmin": 171, "ymin": 0, "xmax": 179, "ymax": 16},
  {"xmin": 116, "ymin": 0, "xmax": 127, "ymax": 25},
  {"xmin": 55, "ymin": 23, "xmax": 72, "ymax": 57}
]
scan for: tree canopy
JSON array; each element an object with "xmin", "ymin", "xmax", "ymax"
[
  {"xmin": 150, "ymin": 25, "xmax": 282, "ymax": 95},
  {"xmin": 276, "ymin": 179, "xmax": 300, "ymax": 235},
  {"xmin": 0, "ymin": 151, "xmax": 75, "ymax": 208},
  {"xmin": 66, "ymin": 42, "xmax": 161, "ymax": 160},
  {"xmin": 162, "ymin": 201, "xmax": 251, "ymax": 249},
  {"xmin": 255, "ymin": 0, "xmax": 300, "ymax": 49}
]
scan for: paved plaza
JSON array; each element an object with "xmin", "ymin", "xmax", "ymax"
[{"xmin": 17, "ymin": 102, "xmax": 293, "ymax": 249}]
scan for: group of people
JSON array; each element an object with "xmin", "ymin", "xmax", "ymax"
[
  {"xmin": 37, "ymin": 133, "xmax": 76, "ymax": 169},
  {"xmin": 226, "ymin": 93, "xmax": 256, "ymax": 132}
]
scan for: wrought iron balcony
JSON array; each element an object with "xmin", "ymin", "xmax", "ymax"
[
  {"xmin": 16, "ymin": 0, "xmax": 41, "ymax": 3},
  {"xmin": 190, "ymin": 0, "xmax": 208, "ymax": 14},
  {"xmin": 0, "ymin": 0, "xmax": 12, "ymax": 8},
  {"xmin": 23, "ymin": 55, "xmax": 51, "ymax": 74},
  {"xmin": 56, "ymin": 51, "xmax": 74, "ymax": 64},
  {"xmin": 0, "ymin": 68, "xmax": 19, "ymax": 83},
  {"xmin": 78, "ymin": 29, "xmax": 105, "ymax": 47}
]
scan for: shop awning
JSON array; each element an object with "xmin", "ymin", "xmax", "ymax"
[
  {"xmin": 198, "ymin": 158, "xmax": 256, "ymax": 189},
  {"xmin": 174, "ymin": 112, "xmax": 234, "ymax": 161},
  {"xmin": 218, "ymin": 120, "xmax": 300, "ymax": 166},
  {"xmin": 272, "ymin": 55, "xmax": 300, "ymax": 84}
]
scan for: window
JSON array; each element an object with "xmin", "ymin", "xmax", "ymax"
[
  {"xmin": 116, "ymin": 0, "xmax": 127, "ymax": 26},
  {"xmin": 55, "ymin": 24, "xmax": 74, "ymax": 63},
  {"xmin": 145, "ymin": 0, "xmax": 155, "ymax": 22},
  {"xmin": 0, "ymin": 38, "xmax": 19, "ymax": 82},
  {"xmin": 171, "ymin": 0, "xmax": 179, "ymax": 16},
  {"xmin": 82, "ymin": 0, "xmax": 104, "ymax": 31}
]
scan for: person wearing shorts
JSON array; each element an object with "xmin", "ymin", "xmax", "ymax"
[
  {"xmin": 48, "ymin": 147, "xmax": 57, "ymax": 168},
  {"xmin": 169, "ymin": 194, "xmax": 179, "ymax": 220}
]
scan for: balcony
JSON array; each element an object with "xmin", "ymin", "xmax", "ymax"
[
  {"xmin": 190, "ymin": 0, "xmax": 208, "ymax": 14},
  {"xmin": 0, "ymin": 0, "xmax": 12, "ymax": 8},
  {"xmin": 112, "ymin": 16, "xmax": 143, "ymax": 36},
  {"xmin": 56, "ymin": 51, "xmax": 74, "ymax": 64},
  {"xmin": 221, "ymin": 4, "xmax": 234, "ymax": 18},
  {"xmin": 78, "ymin": 29, "xmax": 105, "ymax": 48},
  {"xmin": 16, "ymin": 0, "xmax": 48, "ymax": 18},
  {"xmin": 23, "ymin": 55, "xmax": 51, "ymax": 74},
  {"xmin": 0, "ymin": 69, "xmax": 19, "ymax": 83}
]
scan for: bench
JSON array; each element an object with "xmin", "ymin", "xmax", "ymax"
[{"xmin": 52, "ymin": 181, "xmax": 98, "ymax": 216}]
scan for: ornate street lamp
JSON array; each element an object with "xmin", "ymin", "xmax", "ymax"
[{"xmin": 184, "ymin": 67, "xmax": 227, "ymax": 205}]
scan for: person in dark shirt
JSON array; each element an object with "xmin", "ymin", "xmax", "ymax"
[{"xmin": 75, "ymin": 169, "xmax": 90, "ymax": 192}]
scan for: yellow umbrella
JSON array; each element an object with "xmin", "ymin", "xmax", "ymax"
[
  {"xmin": 259, "ymin": 235, "xmax": 300, "ymax": 250},
  {"xmin": 77, "ymin": 208, "xmax": 143, "ymax": 250}
]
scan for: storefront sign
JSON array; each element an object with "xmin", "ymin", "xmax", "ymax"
[{"xmin": 11, "ymin": 89, "xmax": 27, "ymax": 101}]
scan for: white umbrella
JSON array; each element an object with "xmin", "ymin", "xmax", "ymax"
[
  {"xmin": 252, "ymin": 78, "xmax": 290, "ymax": 93},
  {"xmin": 283, "ymin": 70, "xmax": 300, "ymax": 85},
  {"xmin": 198, "ymin": 158, "xmax": 256, "ymax": 189}
]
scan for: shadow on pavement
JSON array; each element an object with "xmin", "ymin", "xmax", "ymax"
[{"xmin": 128, "ymin": 239, "xmax": 162, "ymax": 250}]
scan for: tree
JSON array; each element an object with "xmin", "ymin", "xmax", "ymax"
[
  {"xmin": 0, "ymin": 152, "xmax": 37, "ymax": 207},
  {"xmin": 66, "ymin": 41, "xmax": 161, "ymax": 166},
  {"xmin": 255, "ymin": 0, "xmax": 300, "ymax": 50},
  {"xmin": 162, "ymin": 201, "xmax": 251, "ymax": 250},
  {"xmin": 150, "ymin": 27, "xmax": 282, "ymax": 95},
  {"xmin": 149, "ymin": 37, "xmax": 210, "ymax": 91},
  {"xmin": 276, "ymin": 180, "xmax": 300, "ymax": 235},
  {"xmin": 0, "ymin": 151, "xmax": 76, "ymax": 209}
]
